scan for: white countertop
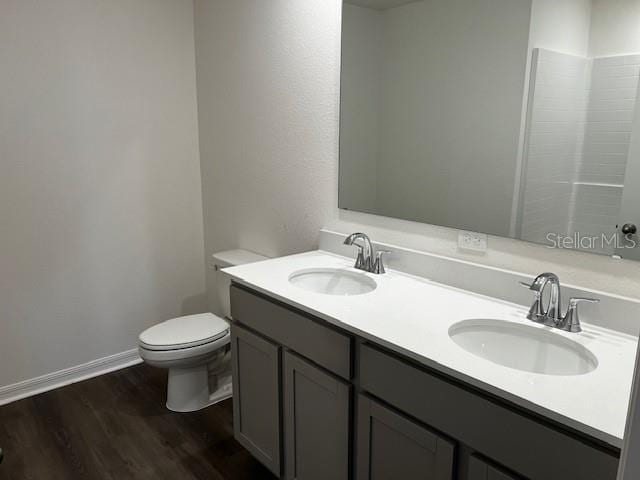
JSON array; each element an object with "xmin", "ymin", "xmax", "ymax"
[{"xmin": 224, "ymin": 250, "xmax": 638, "ymax": 448}]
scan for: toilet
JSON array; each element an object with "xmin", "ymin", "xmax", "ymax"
[{"xmin": 138, "ymin": 249, "xmax": 268, "ymax": 412}]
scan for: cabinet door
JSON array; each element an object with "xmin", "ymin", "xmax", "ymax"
[
  {"xmin": 231, "ymin": 324, "xmax": 281, "ymax": 476},
  {"xmin": 357, "ymin": 394, "xmax": 455, "ymax": 480},
  {"xmin": 283, "ymin": 351, "xmax": 350, "ymax": 480},
  {"xmin": 468, "ymin": 455, "xmax": 520, "ymax": 480}
]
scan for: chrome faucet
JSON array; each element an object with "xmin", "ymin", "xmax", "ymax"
[
  {"xmin": 520, "ymin": 273, "xmax": 599, "ymax": 333},
  {"xmin": 343, "ymin": 233, "xmax": 390, "ymax": 274}
]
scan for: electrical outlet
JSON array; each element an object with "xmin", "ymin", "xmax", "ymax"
[{"xmin": 458, "ymin": 231, "xmax": 488, "ymax": 253}]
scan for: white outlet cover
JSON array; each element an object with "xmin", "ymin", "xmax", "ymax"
[{"xmin": 458, "ymin": 231, "xmax": 488, "ymax": 253}]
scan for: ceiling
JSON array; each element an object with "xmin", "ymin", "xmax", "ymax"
[{"xmin": 344, "ymin": 0, "xmax": 423, "ymax": 11}]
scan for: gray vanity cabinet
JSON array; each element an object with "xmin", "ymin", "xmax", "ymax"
[
  {"xmin": 283, "ymin": 351, "xmax": 350, "ymax": 480},
  {"xmin": 231, "ymin": 324, "xmax": 282, "ymax": 476},
  {"xmin": 357, "ymin": 394, "xmax": 455, "ymax": 480},
  {"xmin": 230, "ymin": 284, "xmax": 621, "ymax": 480}
]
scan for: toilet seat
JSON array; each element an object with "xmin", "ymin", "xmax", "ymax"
[
  {"xmin": 139, "ymin": 331, "xmax": 230, "ymax": 365},
  {"xmin": 138, "ymin": 313, "xmax": 229, "ymax": 351}
]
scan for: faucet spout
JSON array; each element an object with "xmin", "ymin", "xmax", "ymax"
[{"xmin": 343, "ymin": 233, "xmax": 375, "ymax": 272}]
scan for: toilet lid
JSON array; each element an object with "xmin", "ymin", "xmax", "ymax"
[{"xmin": 139, "ymin": 313, "xmax": 229, "ymax": 351}]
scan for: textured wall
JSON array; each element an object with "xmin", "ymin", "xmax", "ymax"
[
  {"xmin": 194, "ymin": 0, "xmax": 340, "ymax": 312},
  {"xmin": 0, "ymin": 0, "xmax": 206, "ymax": 388}
]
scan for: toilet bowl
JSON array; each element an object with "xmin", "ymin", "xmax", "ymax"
[{"xmin": 138, "ymin": 249, "xmax": 268, "ymax": 412}]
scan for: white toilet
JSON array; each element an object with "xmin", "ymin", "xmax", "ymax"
[{"xmin": 138, "ymin": 249, "xmax": 267, "ymax": 412}]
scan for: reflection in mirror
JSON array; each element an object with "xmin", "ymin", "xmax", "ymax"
[{"xmin": 339, "ymin": 0, "xmax": 640, "ymax": 259}]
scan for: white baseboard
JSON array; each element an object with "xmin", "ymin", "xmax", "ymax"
[{"xmin": 0, "ymin": 349, "xmax": 142, "ymax": 406}]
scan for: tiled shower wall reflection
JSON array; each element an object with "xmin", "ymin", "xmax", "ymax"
[
  {"xmin": 519, "ymin": 49, "xmax": 640, "ymax": 254},
  {"xmin": 519, "ymin": 49, "xmax": 590, "ymax": 245}
]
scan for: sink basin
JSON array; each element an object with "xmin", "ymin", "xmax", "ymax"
[
  {"xmin": 288, "ymin": 268, "xmax": 377, "ymax": 296},
  {"xmin": 449, "ymin": 319, "xmax": 598, "ymax": 376}
]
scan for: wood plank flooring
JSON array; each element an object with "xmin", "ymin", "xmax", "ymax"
[{"xmin": 0, "ymin": 364, "xmax": 275, "ymax": 479}]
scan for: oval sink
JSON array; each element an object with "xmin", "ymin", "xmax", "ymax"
[
  {"xmin": 449, "ymin": 319, "xmax": 598, "ymax": 376},
  {"xmin": 288, "ymin": 268, "xmax": 377, "ymax": 296}
]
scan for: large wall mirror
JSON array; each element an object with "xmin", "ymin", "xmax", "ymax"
[{"xmin": 339, "ymin": 0, "xmax": 640, "ymax": 259}]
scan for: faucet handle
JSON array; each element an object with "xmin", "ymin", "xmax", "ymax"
[
  {"xmin": 348, "ymin": 243, "xmax": 366, "ymax": 270},
  {"xmin": 562, "ymin": 297, "xmax": 600, "ymax": 333},
  {"xmin": 519, "ymin": 280, "xmax": 544, "ymax": 321},
  {"xmin": 570, "ymin": 297, "xmax": 600, "ymax": 305},
  {"xmin": 373, "ymin": 250, "xmax": 392, "ymax": 274}
]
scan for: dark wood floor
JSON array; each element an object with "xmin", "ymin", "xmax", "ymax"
[{"xmin": 0, "ymin": 364, "xmax": 275, "ymax": 480}]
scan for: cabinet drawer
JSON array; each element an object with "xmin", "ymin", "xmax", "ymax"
[
  {"xmin": 230, "ymin": 285, "xmax": 352, "ymax": 379},
  {"xmin": 359, "ymin": 343, "xmax": 619, "ymax": 480}
]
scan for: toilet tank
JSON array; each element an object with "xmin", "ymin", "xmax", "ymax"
[{"xmin": 212, "ymin": 249, "xmax": 268, "ymax": 318}]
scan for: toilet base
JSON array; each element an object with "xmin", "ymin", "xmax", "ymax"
[{"xmin": 166, "ymin": 364, "xmax": 232, "ymax": 413}]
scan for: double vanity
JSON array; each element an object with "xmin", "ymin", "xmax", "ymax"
[{"xmin": 224, "ymin": 233, "xmax": 638, "ymax": 480}]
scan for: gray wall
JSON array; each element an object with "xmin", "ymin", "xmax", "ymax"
[
  {"xmin": 0, "ymin": 0, "xmax": 206, "ymax": 388},
  {"xmin": 193, "ymin": 0, "xmax": 339, "ymax": 312}
]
